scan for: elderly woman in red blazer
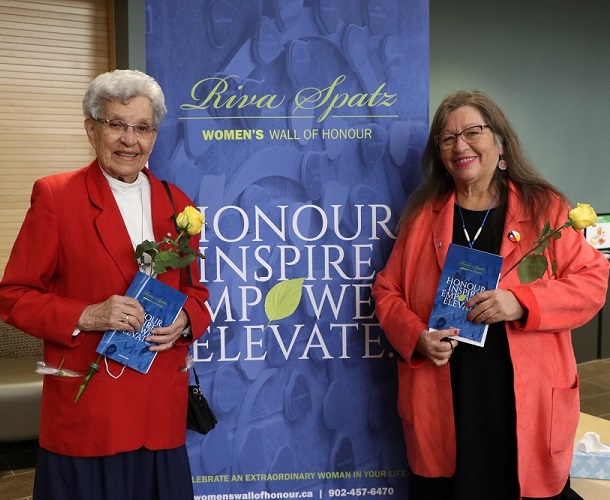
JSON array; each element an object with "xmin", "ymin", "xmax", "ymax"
[
  {"xmin": 372, "ymin": 90, "xmax": 609, "ymax": 500},
  {"xmin": 0, "ymin": 70, "xmax": 211, "ymax": 500}
]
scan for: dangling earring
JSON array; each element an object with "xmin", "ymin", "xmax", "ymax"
[{"xmin": 497, "ymin": 155, "xmax": 507, "ymax": 171}]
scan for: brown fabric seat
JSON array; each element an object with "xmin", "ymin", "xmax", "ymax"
[{"xmin": 0, "ymin": 321, "xmax": 43, "ymax": 442}]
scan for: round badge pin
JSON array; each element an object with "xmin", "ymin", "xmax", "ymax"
[{"xmin": 508, "ymin": 230, "xmax": 521, "ymax": 242}]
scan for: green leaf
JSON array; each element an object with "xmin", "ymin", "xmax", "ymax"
[
  {"xmin": 178, "ymin": 235, "xmax": 190, "ymax": 251},
  {"xmin": 517, "ymin": 254, "xmax": 548, "ymax": 283},
  {"xmin": 264, "ymin": 278, "xmax": 305, "ymax": 322},
  {"xmin": 134, "ymin": 240, "xmax": 159, "ymax": 260},
  {"xmin": 153, "ymin": 261, "xmax": 167, "ymax": 275},
  {"xmin": 155, "ymin": 250, "xmax": 181, "ymax": 266},
  {"xmin": 153, "ymin": 250, "xmax": 196, "ymax": 272},
  {"xmin": 178, "ymin": 253, "xmax": 197, "ymax": 267},
  {"xmin": 181, "ymin": 247, "xmax": 195, "ymax": 257}
]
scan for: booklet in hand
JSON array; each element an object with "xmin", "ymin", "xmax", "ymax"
[
  {"xmin": 96, "ymin": 271, "xmax": 187, "ymax": 373},
  {"xmin": 428, "ymin": 243, "xmax": 504, "ymax": 347}
]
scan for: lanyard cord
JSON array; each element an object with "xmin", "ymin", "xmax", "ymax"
[{"xmin": 456, "ymin": 195, "xmax": 496, "ymax": 248}]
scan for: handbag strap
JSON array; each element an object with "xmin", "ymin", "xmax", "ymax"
[
  {"xmin": 161, "ymin": 180, "xmax": 193, "ymax": 286},
  {"xmin": 161, "ymin": 179, "xmax": 177, "ymax": 223},
  {"xmin": 192, "ymin": 361, "xmax": 201, "ymax": 386},
  {"xmin": 161, "ymin": 180, "xmax": 201, "ymax": 384}
]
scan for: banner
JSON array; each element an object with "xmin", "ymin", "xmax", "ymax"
[{"xmin": 145, "ymin": 1, "xmax": 429, "ymax": 498}]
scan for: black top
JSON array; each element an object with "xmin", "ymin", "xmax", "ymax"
[{"xmin": 450, "ymin": 204, "xmax": 520, "ymax": 499}]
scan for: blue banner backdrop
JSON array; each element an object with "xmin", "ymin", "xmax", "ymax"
[{"xmin": 145, "ymin": 1, "xmax": 428, "ymax": 498}]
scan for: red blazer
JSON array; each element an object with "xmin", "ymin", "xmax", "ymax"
[
  {"xmin": 0, "ymin": 160, "xmax": 211, "ymax": 457},
  {"xmin": 372, "ymin": 183, "xmax": 609, "ymax": 498}
]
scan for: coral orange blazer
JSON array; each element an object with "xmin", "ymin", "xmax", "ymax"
[{"xmin": 372, "ymin": 183, "xmax": 609, "ymax": 498}]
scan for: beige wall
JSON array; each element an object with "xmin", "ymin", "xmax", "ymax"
[{"xmin": 0, "ymin": 0, "xmax": 113, "ymax": 277}]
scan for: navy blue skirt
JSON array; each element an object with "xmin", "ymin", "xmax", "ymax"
[{"xmin": 33, "ymin": 446, "xmax": 193, "ymax": 500}]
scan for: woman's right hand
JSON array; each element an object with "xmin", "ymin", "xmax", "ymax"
[
  {"xmin": 415, "ymin": 328, "xmax": 459, "ymax": 366},
  {"xmin": 77, "ymin": 295, "xmax": 145, "ymax": 332}
]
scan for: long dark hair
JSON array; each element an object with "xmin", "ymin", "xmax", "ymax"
[{"xmin": 397, "ymin": 90, "xmax": 566, "ymax": 232}]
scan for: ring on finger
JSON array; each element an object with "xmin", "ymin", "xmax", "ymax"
[{"xmin": 124, "ymin": 314, "xmax": 130, "ymax": 323}]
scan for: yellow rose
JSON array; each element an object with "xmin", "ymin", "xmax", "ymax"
[
  {"xmin": 176, "ymin": 206, "xmax": 204, "ymax": 235},
  {"xmin": 568, "ymin": 203, "xmax": 597, "ymax": 230}
]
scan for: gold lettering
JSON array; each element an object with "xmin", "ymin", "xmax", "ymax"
[
  {"xmin": 180, "ymin": 75, "xmax": 397, "ymax": 123},
  {"xmin": 180, "ymin": 75, "xmax": 285, "ymax": 111},
  {"xmin": 294, "ymin": 75, "xmax": 397, "ymax": 121}
]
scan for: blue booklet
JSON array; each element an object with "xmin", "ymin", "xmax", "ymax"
[
  {"xmin": 428, "ymin": 244, "xmax": 504, "ymax": 347},
  {"xmin": 96, "ymin": 272, "xmax": 187, "ymax": 373}
]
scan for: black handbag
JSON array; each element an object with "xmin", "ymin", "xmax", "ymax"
[
  {"xmin": 187, "ymin": 364, "xmax": 217, "ymax": 434},
  {"xmin": 161, "ymin": 181, "xmax": 217, "ymax": 434}
]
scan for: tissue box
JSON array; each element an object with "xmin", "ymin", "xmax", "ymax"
[{"xmin": 571, "ymin": 451, "xmax": 610, "ymax": 480}]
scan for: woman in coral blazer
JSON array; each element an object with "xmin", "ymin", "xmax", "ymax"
[
  {"xmin": 0, "ymin": 70, "xmax": 210, "ymax": 500},
  {"xmin": 372, "ymin": 90, "xmax": 608, "ymax": 499}
]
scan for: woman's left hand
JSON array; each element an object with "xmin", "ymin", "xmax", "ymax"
[
  {"xmin": 466, "ymin": 289, "xmax": 525, "ymax": 324},
  {"xmin": 146, "ymin": 309, "xmax": 190, "ymax": 351}
]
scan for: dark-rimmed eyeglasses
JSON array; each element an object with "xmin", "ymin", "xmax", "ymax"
[
  {"xmin": 435, "ymin": 125, "xmax": 489, "ymax": 150},
  {"xmin": 95, "ymin": 118, "xmax": 156, "ymax": 139}
]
